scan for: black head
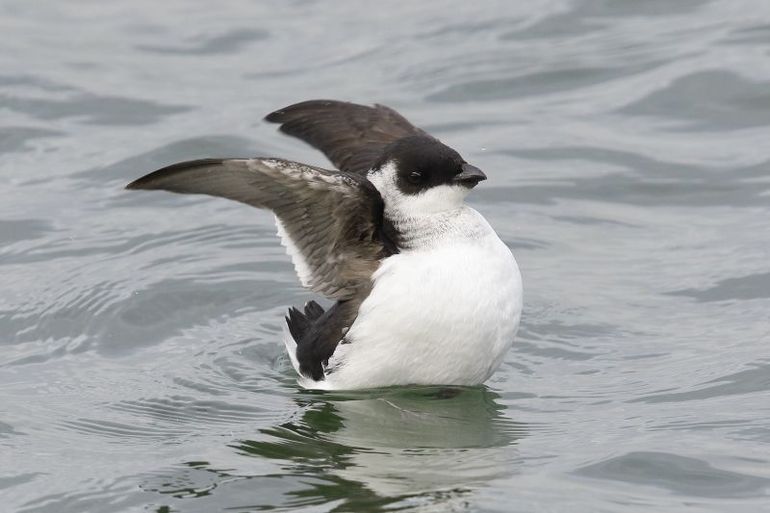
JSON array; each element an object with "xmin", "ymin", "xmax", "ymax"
[{"xmin": 373, "ymin": 136, "xmax": 486, "ymax": 195}]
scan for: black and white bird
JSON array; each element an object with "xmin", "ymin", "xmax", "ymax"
[{"xmin": 126, "ymin": 100, "xmax": 522, "ymax": 390}]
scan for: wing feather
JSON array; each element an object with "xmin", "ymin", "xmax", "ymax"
[
  {"xmin": 126, "ymin": 158, "xmax": 385, "ymax": 300},
  {"xmin": 265, "ymin": 100, "xmax": 428, "ymax": 175}
]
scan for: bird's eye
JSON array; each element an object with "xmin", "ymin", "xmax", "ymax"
[{"xmin": 408, "ymin": 171, "xmax": 422, "ymax": 184}]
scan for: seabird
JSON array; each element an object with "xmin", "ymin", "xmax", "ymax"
[{"xmin": 126, "ymin": 100, "xmax": 522, "ymax": 390}]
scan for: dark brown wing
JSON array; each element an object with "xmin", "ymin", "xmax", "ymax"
[
  {"xmin": 126, "ymin": 158, "xmax": 385, "ymax": 300},
  {"xmin": 264, "ymin": 100, "xmax": 428, "ymax": 175}
]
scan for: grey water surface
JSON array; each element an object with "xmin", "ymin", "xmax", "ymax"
[{"xmin": 2, "ymin": 1, "xmax": 770, "ymax": 512}]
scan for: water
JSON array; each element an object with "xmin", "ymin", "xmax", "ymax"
[{"xmin": 2, "ymin": 1, "xmax": 769, "ymax": 511}]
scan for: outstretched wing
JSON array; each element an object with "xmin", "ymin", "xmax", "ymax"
[
  {"xmin": 126, "ymin": 158, "xmax": 385, "ymax": 300},
  {"xmin": 265, "ymin": 100, "xmax": 428, "ymax": 175}
]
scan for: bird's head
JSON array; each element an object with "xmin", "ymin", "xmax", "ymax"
[{"xmin": 368, "ymin": 136, "xmax": 486, "ymax": 217}]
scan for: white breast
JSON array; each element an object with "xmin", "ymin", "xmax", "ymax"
[{"xmin": 314, "ymin": 207, "xmax": 523, "ymax": 390}]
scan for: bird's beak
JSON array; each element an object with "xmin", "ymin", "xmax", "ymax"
[{"xmin": 453, "ymin": 163, "xmax": 487, "ymax": 188}]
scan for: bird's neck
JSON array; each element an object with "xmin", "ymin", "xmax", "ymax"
[{"xmin": 388, "ymin": 206, "xmax": 487, "ymax": 250}]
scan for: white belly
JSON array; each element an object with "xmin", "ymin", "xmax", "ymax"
[{"xmin": 318, "ymin": 211, "xmax": 523, "ymax": 390}]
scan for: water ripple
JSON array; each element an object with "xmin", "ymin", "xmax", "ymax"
[
  {"xmin": 620, "ymin": 71, "xmax": 770, "ymax": 131},
  {"xmin": 576, "ymin": 451, "xmax": 770, "ymax": 499},
  {"xmin": 634, "ymin": 363, "xmax": 770, "ymax": 403},
  {"xmin": 136, "ymin": 28, "xmax": 268, "ymax": 56},
  {"xmin": 0, "ymin": 127, "xmax": 62, "ymax": 154},
  {"xmin": 667, "ymin": 272, "xmax": 770, "ymax": 302},
  {"xmin": 0, "ymin": 91, "xmax": 191, "ymax": 126}
]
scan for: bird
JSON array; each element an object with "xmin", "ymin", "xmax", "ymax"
[{"xmin": 126, "ymin": 100, "xmax": 522, "ymax": 390}]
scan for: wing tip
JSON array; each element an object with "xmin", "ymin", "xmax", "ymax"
[
  {"xmin": 125, "ymin": 175, "xmax": 154, "ymax": 190},
  {"xmin": 263, "ymin": 109, "xmax": 284, "ymax": 123},
  {"xmin": 124, "ymin": 158, "xmax": 227, "ymax": 191}
]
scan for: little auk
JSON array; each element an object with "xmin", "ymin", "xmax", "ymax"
[{"xmin": 126, "ymin": 100, "xmax": 522, "ymax": 390}]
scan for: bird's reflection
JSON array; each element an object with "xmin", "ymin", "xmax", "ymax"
[{"xmin": 234, "ymin": 385, "xmax": 526, "ymax": 509}]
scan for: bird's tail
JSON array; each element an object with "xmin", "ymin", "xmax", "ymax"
[{"xmin": 283, "ymin": 301, "xmax": 325, "ymax": 375}]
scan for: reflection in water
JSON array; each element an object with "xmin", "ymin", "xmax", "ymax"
[
  {"xmin": 129, "ymin": 387, "xmax": 525, "ymax": 512},
  {"xmin": 232, "ymin": 386, "xmax": 526, "ymax": 510},
  {"xmin": 126, "ymin": 387, "xmax": 523, "ymax": 512}
]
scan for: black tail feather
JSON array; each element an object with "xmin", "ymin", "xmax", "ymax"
[
  {"xmin": 286, "ymin": 302, "xmax": 327, "ymax": 343},
  {"xmin": 286, "ymin": 300, "xmax": 354, "ymax": 381},
  {"xmin": 285, "ymin": 307, "xmax": 309, "ymax": 343},
  {"xmin": 304, "ymin": 300, "xmax": 324, "ymax": 321}
]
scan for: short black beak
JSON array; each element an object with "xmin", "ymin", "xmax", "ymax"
[{"xmin": 453, "ymin": 163, "xmax": 487, "ymax": 188}]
